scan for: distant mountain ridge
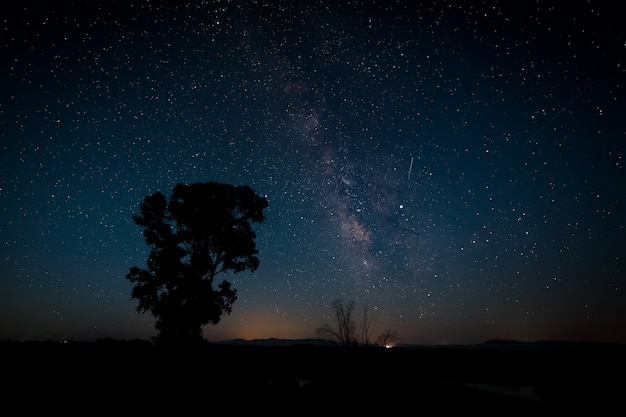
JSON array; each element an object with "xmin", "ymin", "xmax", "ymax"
[
  {"xmin": 475, "ymin": 338, "xmax": 626, "ymax": 352},
  {"xmin": 4, "ymin": 336, "xmax": 624, "ymax": 352},
  {"xmin": 212, "ymin": 337, "xmax": 338, "ymax": 347},
  {"xmin": 212, "ymin": 337, "xmax": 626, "ymax": 352}
]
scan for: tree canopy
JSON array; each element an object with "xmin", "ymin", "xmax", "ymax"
[{"xmin": 126, "ymin": 181, "xmax": 268, "ymax": 345}]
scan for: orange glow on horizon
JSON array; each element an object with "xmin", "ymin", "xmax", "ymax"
[{"xmin": 204, "ymin": 314, "xmax": 315, "ymax": 342}]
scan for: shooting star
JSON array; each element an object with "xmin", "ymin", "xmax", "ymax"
[{"xmin": 407, "ymin": 156, "xmax": 414, "ymax": 180}]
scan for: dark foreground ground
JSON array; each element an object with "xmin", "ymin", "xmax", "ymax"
[{"xmin": 3, "ymin": 339, "xmax": 624, "ymax": 414}]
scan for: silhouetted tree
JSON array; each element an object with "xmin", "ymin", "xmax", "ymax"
[
  {"xmin": 126, "ymin": 182, "xmax": 268, "ymax": 346},
  {"xmin": 360, "ymin": 305, "xmax": 398, "ymax": 347},
  {"xmin": 316, "ymin": 298, "xmax": 398, "ymax": 348},
  {"xmin": 360, "ymin": 304, "xmax": 375, "ymax": 346},
  {"xmin": 316, "ymin": 298, "xmax": 357, "ymax": 347},
  {"xmin": 374, "ymin": 328, "xmax": 398, "ymax": 348}
]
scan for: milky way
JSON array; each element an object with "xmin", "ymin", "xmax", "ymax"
[{"xmin": 1, "ymin": 1, "xmax": 624, "ymax": 344}]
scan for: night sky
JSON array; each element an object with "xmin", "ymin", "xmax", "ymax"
[{"xmin": 1, "ymin": 0, "xmax": 624, "ymax": 345}]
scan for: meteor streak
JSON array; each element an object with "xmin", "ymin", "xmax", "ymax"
[
  {"xmin": 407, "ymin": 156, "xmax": 414, "ymax": 180},
  {"xmin": 527, "ymin": 81, "xmax": 594, "ymax": 143}
]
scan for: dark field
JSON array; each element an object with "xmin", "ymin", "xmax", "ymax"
[{"xmin": 3, "ymin": 339, "xmax": 624, "ymax": 414}]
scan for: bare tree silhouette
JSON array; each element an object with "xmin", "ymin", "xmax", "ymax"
[
  {"xmin": 316, "ymin": 298, "xmax": 398, "ymax": 348},
  {"xmin": 316, "ymin": 299, "xmax": 357, "ymax": 347}
]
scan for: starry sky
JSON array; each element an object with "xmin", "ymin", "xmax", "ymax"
[{"xmin": 1, "ymin": 0, "xmax": 625, "ymax": 345}]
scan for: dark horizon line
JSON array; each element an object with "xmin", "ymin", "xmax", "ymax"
[{"xmin": 3, "ymin": 336, "xmax": 626, "ymax": 350}]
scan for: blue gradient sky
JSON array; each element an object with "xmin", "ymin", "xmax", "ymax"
[{"xmin": 1, "ymin": 0, "xmax": 625, "ymax": 345}]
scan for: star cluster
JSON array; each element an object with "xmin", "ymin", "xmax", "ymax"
[{"xmin": 1, "ymin": 1, "xmax": 624, "ymax": 344}]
